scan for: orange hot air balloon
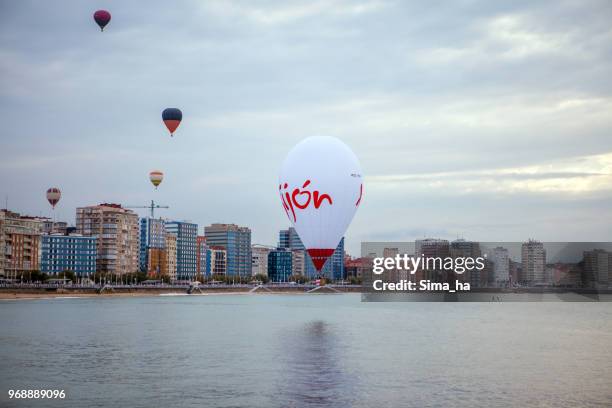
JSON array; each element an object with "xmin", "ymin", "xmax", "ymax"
[
  {"xmin": 149, "ymin": 171, "xmax": 163, "ymax": 189},
  {"xmin": 46, "ymin": 187, "xmax": 61, "ymax": 209}
]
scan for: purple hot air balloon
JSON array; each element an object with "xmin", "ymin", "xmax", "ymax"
[{"xmin": 93, "ymin": 10, "xmax": 111, "ymax": 32}]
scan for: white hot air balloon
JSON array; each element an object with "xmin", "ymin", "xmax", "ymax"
[{"xmin": 279, "ymin": 136, "xmax": 363, "ymax": 272}]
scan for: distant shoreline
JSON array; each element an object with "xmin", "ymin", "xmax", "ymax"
[
  {"xmin": 0, "ymin": 292, "xmax": 320, "ymax": 300},
  {"xmin": 1, "ymin": 285, "xmax": 609, "ymax": 301},
  {"xmin": 0, "ymin": 286, "xmax": 359, "ymax": 300}
]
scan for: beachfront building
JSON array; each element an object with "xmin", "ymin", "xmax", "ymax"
[
  {"xmin": 521, "ymin": 240, "xmax": 546, "ymax": 285},
  {"xmin": 40, "ymin": 233, "xmax": 97, "ymax": 276},
  {"xmin": 291, "ymin": 249, "xmax": 305, "ymax": 277},
  {"xmin": 415, "ymin": 238, "xmax": 450, "ymax": 282},
  {"xmin": 196, "ymin": 235, "xmax": 210, "ymax": 277},
  {"xmin": 204, "ymin": 223, "xmax": 251, "ymax": 277},
  {"xmin": 345, "ymin": 257, "xmax": 372, "ymax": 280},
  {"xmin": 488, "ymin": 246, "xmax": 510, "ymax": 286},
  {"xmin": 268, "ymin": 248, "xmax": 292, "ymax": 282},
  {"xmin": 583, "ymin": 249, "xmax": 611, "ymax": 288},
  {"xmin": 76, "ymin": 203, "xmax": 140, "ymax": 274},
  {"xmin": 328, "ymin": 238, "xmax": 345, "ymax": 280},
  {"xmin": 165, "ymin": 233, "xmax": 177, "ymax": 281},
  {"xmin": 382, "ymin": 247, "xmax": 404, "ymax": 282},
  {"xmin": 251, "ymin": 244, "xmax": 273, "ymax": 277},
  {"xmin": 450, "ymin": 239, "xmax": 483, "ymax": 286},
  {"xmin": 147, "ymin": 247, "xmax": 167, "ymax": 278},
  {"xmin": 165, "ymin": 221, "xmax": 197, "ymax": 281},
  {"xmin": 0, "ymin": 209, "xmax": 42, "ymax": 278},
  {"xmin": 209, "ymin": 246, "xmax": 227, "ymax": 276},
  {"xmin": 139, "ymin": 218, "xmax": 166, "ymax": 274},
  {"xmin": 510, "ymin": 260, "xmax": 521, "ymax": 284}
]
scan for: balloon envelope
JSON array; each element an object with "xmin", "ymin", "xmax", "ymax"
[
  {"xmin": 278, "ymin": 136, "xmax": 363, "ymax": 270},
  {"xmin": 93, "ymin": 10, "xmax": 111, "ymax": 31},
  {"xmin": 46, "ymin": 187, "xmax": 61, "ymax": 209},
  {"xmin": 162, "ymin": 108, "xmax": 182, "ymax": 136},
  {"xmin": 149, "ymin": 170, "xmax": 163, "ymax": 188}
]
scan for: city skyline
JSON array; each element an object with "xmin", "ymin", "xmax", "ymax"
[
  {"xmin": 2, "ymin": 205, "xmax": 611, "ymax": 288},
  {"xmin": 1, "ymin": 1, "xmax": 612, "ymax": 256}
]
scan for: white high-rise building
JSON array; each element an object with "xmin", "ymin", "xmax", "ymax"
[
  {"xmin": 291, "ymin": 249, "xmax": 305, "ymax": 277},
  {"xmin": 489, "ymin": 246, "xmax": 510, "ymax": 285},
  {"xmin": 251, "ymin": 244, "xmax": 273, "ymax": 277}
]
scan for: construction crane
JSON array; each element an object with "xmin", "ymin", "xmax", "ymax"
[{"xmin": 125, "ymin": 200, "xmax": 169, "ymax": 218}]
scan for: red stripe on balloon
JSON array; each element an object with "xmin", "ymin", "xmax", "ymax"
[
  {"xmin": 164, "ymin": 119, "xmax": 181, "ymax": 134},
  {"xmin": 307, "ymin": 248, "xmax": 335, "ymax": 271}
]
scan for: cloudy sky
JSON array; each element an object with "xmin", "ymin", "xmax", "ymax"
[{"xmin": 1, "ymin": 0, "xmax": 611, "ymax": 254}]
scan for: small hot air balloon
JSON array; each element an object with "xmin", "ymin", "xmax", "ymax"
[
  {"xmin": 149, "ymin": 170, "xmax": 164, "ymax": 189},
  {"xmin": 46, "ymin": 188, "xmax": 61, "ymax": 209},
  {"xmin": 279, "ymin": 136, "xmax": 363, "ymax": 272},
  {"xmin": 93, "ymin": 10, "xmax": 111, "ymax": 32},
  {"xmin": 162, "ymin": 108, "xmax": 182, "ymax": 137}
]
